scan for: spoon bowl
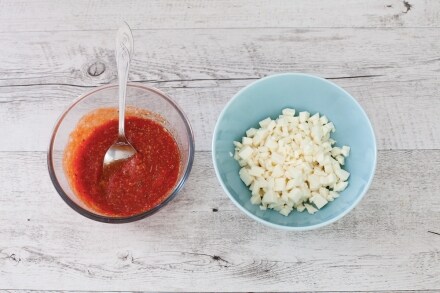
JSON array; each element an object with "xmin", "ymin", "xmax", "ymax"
[{"xmin": 103, "ymin": 140, "xmax": 137, "ymax": 166}]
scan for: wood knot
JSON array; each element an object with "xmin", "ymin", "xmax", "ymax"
[{"xmin": 87, "ymin": 61, "xmax": 106, "ymax": 77}]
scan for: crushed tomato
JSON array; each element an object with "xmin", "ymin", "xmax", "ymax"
[{"xmin": 64, "ymin": 108, "xmax": 180, "ymax": 217}]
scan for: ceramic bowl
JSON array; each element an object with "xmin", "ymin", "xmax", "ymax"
[{"xmin": 212, "ymin": 73, "xmax": 376, "ymax": 230}]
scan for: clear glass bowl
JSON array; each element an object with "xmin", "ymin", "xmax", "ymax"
[{"xmin": 48, "ymin": 83, "xmax": 195, "ymax": 223}]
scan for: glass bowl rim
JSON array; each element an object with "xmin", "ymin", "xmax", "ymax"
[{"xmin": 47, "ymin": 82, "xmax": 195, "ymax": 223}]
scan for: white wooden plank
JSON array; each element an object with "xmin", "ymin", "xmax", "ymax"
[
  {"xmin": 0, "ymin": 0, "xmax": 438, "ymax": 32},
  {"xmin": 0, "ymin": 28, "xmax": 439, "ymax": 151},
  {"xmin": 0, "ymin": 291, "xmax": 435, "ymax": 293},
  {"xmin": 1, "ymin": 28, "xmax": 439, "ymax": 88},
  {"xmin": 0, "ymin": 150, "xmax": 439, "ymax": 291}
]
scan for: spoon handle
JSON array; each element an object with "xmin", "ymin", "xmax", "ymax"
[{"xmin": 115, "ymin": 22, "xmax": 134, "ymax": 140}]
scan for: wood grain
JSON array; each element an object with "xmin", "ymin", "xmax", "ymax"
[
  {"xmin": 0, "ymin": 150, "xmax": 439, "ymax": 291},
  {"xmin": 0, "ymin": 0, "xmax": 439, "ymax": 32},
  {"xmin": 1, "ymin": 291, "xmax": 438, "ymax": 293},
  {"xmin": 0, "ymin": 28, "xmax": 439, "ymax": 151}
]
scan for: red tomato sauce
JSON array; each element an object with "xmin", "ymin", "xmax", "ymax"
[{"xmin": 64, "ymin": 108, "xmax": 180, "ymax": 217}]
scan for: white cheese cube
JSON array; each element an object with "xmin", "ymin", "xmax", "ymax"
[
  {"xmin": 279, "ymin": 205, "xmax": 293, "ymax": 216},
  {"xmin": 252, "ymin": 129, "xmax": 268, "ymax": 146},
  {"xmin": 311, "ymin": 125, "xmax": 323, "ymax": 143},
  {"xmin": 259, "ymin": 117, "xmax": 272, "ymax": 128},
  {"xmin": 320, "ymin": 115, "xmax": 328, "ymax": 125},
  {"xmin": 333, "ymin": 181, "xmax": 348, "ymax": 192},
  {"xmin": 335, "ymin": 168, "xmax": 350, "ymax": 181},
  {"xmin": 267, "ymin": 120, "xmax": 276, "ymax": 131},
  {"xmin": 265, "ymin": 138, "xmax": 278, "ymax": 150},
  {"xmin": 319, "ymin": 187, "xmax": 329, "ymax": 197},
  {"xmin": 286, "ymin": 179, "xmax": 296, "ymax": 190},
  {"xmin": 248, "ymin": 166, "xmax": 264, "ymax": 177},
  {"xmin": 329, "ymin": 190, "xmax": 340, "ymax": 198},
  {"xmin": 310, "ymin": 195, "xmax": 328, "ymax": 209},
  {"xmin": 331, "ymin": 147, "xmax": 342, "ymax": 157},
  {"xmin": 308, "ymin": 174, "xmax": 321, "ymax": 191},
  {"xmin": 309, "ymin": 113, "xmax": 320, "ymax": 125},
  {"xmin": 299, "ymin": 111, "xmax": 310, "ymax": 123},
  {"xmin": 287, "ymin": 167, "xmax": 302, "ymax": 179},
  {"xmin": 274, "ymin": 178, "xmax": 286, "ymax": 191},
  {"xmin": 296, "ymin": 204, "xmax": 306, "ymax": 212},
  {"xmin": 265, "ymin": 159, "xmax": 274, "ymax": 171},
  {"xmin": 304, "ymin": 203, "xmax": 318, "ymax": 214},
  {"xmin": 272, "ymin": 164, "xmax": 284, "ymax": 178},
  {"xmin": 250, "ymin": 193, "xmax": 262, "ymax": 205},
  {"xmin": 262, "ymin": 190, "xmax": 277, "ymax": 205},
  {"xmin": 239, "ymin": 168, "xmax": 253, "ymax": 186},
  {"xmin": 242, "ymin": 137, "xmax": 253, "ymax": 145},
  {"xmin": 316, "ymin": 152, "xmax": 325, "ymax": 164},
  {"xmin": 327, "ymin": 122, "xmax": 335, "ymax": 132},
  {"xmin": 257, "ymin": 178, "xmax": 268, "ymax": 188},
  {"xmin": 233, "ymin": 141, "xmax": 242, "ymax": 148},
  {"xmin": 336, "ymin": 155, "xmax": 345, "ymax": 165},
  {"xmin": 341, "ymin": 146, "xmax": 351, "ymax": 157},
  {"xmin": 282, "ymin": 108, "xmax": 296, "ymax": 116},
  {"xmin": 271, "ymin": 152, "xmax": 284, "ymax": 165},
  {"xmin": 324, "ymin": 163, "xmax": 333, "ymax": 174},
  {"xmin": 251, "ymin": 182, "xmax": 260, "ymax": 196},
  {"xmin": 288, "ymin": 188, "xmax": 303, "ymax": 205},
  {"xmin": 246, "ymin": 128, "xmax": 257, "ymax": 138},
  {"xmin": 238, "ymin": 145, "xmax": 253, "ymax": 160}
]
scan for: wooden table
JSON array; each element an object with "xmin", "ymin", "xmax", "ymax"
[{"xmin": 1, "ymin": 0, "xmax": 439, "ymax": 292}]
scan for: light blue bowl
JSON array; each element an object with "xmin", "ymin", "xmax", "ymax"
[{"xmin": 212, "ymin": 73, "xmax": 376, "ymax": 231}]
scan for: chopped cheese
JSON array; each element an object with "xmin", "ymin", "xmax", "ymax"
[{"xmin": 233, "ymin": 108, "xmax": 350, "ymax": 216}]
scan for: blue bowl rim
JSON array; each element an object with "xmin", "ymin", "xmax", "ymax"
[{"xmin": 212, "ymin": 72, "xmax": 377, "ymax": 231}]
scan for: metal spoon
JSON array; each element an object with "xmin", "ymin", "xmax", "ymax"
[{"xmin": 103, "ymin": 22, "xmax": 137, "ymax": 167}]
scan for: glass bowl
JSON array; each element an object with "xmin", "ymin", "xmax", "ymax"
[{"xmin": 48, "ymin": 83, "xmax": 195, "ymax": 223}]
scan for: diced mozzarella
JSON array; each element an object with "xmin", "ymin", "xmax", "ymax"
[
  {"xmin": 246, "ymin": 128, "xmax": 257, "ymax": 137},
  {"xmin": 242, "ymin": 137, "xmax": 253, "ymax": 145},
  {"xmin": 239, "ymin": 168, "xmax": 253, "ymax": 186},
  {"xmin": 333, "ymin": 181, "xmax": 348, "ymax": 192},
  {"xmin": 296, "ymin": 204, "xmax": 306, "ymax": 212},
  {"xmin": 282, "ymin": 108, "xmax": 296, "ymax": 116},
  {"xmin": 250, "ymin": 193, "xmax": 262, "ymax": 205},
  {"xmin": 238, "ymin": 145, "xmax": 253, "ymax": 160},
  {"xmin": 248, "ymin": 166, "xmax": 264, "ymax": 177},
  {"xmin": 341, "ymin": 146, "xmax": 351, "ymax": 157},
  {"xmin": 335, "ymin": 168, "xmax": 350, "ymax": 181},
  {"xmin": 310, "ymin": 194, "xmax": 328, "ymax": 209},
  {"xmin": 279, "ymin": 206, "xmax": 292, "ymax": 216},
  {"xmin": 262, "ymin": 190, "xmax": 277, "ymax": 205},
  {"xmin": 308, "ymin": 174, "xmax": 321, "ymax": 191},
  {"xmin": 299, "ymin": 111, "xmax": 310, "ymax": 123},
  {"xmin": 271, "ymin": 152, "xmax": 284, "ymax": 164},
  {"xmin": 272, "ymin": 164, "xmax": 284, "ymax": 178},
  {"xmin": 259, "ymin": 117, "xmax": 272, "ymax": 128},
  {"xmin": 288, "ymin": 188, "xmax": 303, "ymax": 205},
  {"xmin": 233, "ymin": 108, "xmax": 350, "ymax": 216},
  {"xmin": 336, "ymin": 155, "xmax": 345, "ymax": 165},
  {"xmin": 274, "ymin": 178, "xmax": 286, "ymax": 191},
  {"xmin": 304, "ymin": 203, "xmax": 318, "ymax": 214}
]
